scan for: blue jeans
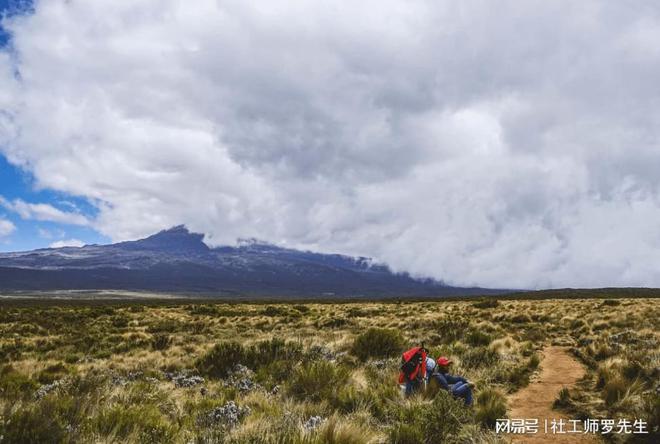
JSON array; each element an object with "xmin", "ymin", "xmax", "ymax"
[
  {"xmin": 451, "ymin": 382, "xmax": 473, "ymax": 406},
  {"xmin": 404, "ymin": 379, "xmax": 422, "ymax": 396}
]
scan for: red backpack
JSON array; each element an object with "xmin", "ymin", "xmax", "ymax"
[{"xmin": 398, "ymin": 345, "xmax": 428, "ymax": 384}]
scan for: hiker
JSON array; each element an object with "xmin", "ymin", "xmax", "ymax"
[{"xmin": 431, "ymin": 356, "xmax": 474, "ymax": 406}]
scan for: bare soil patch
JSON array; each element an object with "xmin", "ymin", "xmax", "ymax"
[{"xmin": 508, "ymin": 346, "xmax": 598, "ymax": 443}]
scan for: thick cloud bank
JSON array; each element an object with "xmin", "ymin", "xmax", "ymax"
[{"xmin": 1, "ymin": 1, "xmax": 660, "ymax": 288}]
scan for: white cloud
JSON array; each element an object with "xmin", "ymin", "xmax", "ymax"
[
  {"xmin": 38, "ymin": 227, "xmax": 52, "ymax": 238},
  {"xmin": 1, "ymin": 1, "xmax": 660, "ymax": 288},
  {"xmin": 0, "ymin": 218, "xmax": 16, "ymax": 237},
  {"xmin": 0, "ymin": 197, "xmax": 90, "ymax": 226},
  {"xmin": 49, "ymin": 238, "xmax": 85, "ymax": 248}
]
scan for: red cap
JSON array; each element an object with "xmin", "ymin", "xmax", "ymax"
[{"xmin": 436, "ymin": 357, "xmax": 452, "ymax": 366}]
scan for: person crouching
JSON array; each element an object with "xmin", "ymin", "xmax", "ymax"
[{"xmin": 431, "ymin": 356, "xmax": 474, "ymax": 406}]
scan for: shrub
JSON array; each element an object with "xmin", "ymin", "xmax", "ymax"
[
  {"xmin": 110, "ymin": 315, "xmax": 129, "ymax": 328},
  {"xmin": 196, "ymin": 341, "xmax": 247, "ymax": 378},
  {"xmin": 196, "ymin": 339, "xmax": 303, "ymax": 378},
  {"xmin": 389, "ymin": 391, "xmax": 472, "ymax": 444},
  {"xmin": 432, "ymin": 318, "xmax": 470, "ymax": 343},
  {"xmin": 262, "ymin": 305, "xmax": 286, "ymax": 316},
  {"xmin": 509, "ymin": 314, "xmax": 531, "ymax": 324},
  {"xmin": 475, "ymin": 388, "xmax": 507, "ymax": 428},
  {"xmin": 332, "ymin": 385, "xmax": 367, "ymax": 413},
  {"xmin": 320, "ymin": 317, "xmax": 349, "ymax": 328},
  {"xmin": 465, "ymin": 330, "xmax": 492, "ymax": 346},
  {"xmin": 188, "ymin": 305, "xmax": 219, "ymax": 316},
  {"xmin": 506, "ymin": 365, "xmax": 532, "ymax": 388},
  {"xmin": 252, "ymin": 338, "xmax": 303, "ymax": 365},
  {"xmin": 461, "ymin": 347, "xmax": 499, "ymax": 369},
  {"xmin": 0, "ymin": 365, "xmax": 39, "ymax": 400},
  {"xmin": 292, "ymin": 304, "xmax": 310, "ymax": 313},
  {"xmin": 2, "ymin": 399, "xmax": 69, "ymax": 444},
  {"xmin": 287, "ymin": 361, "xmax": 349, "ymax": 402},
  {"xmin": 152, "ymin": 333, "xmax": 172, "ymax": 350},
  {"xmin": 521, "ymin": 327, "xmax": 546, "ymax": 342},
  {"xmin": 351, "ymin": 328, "xmax": 404, "ymax": 361},
  {"xmin": 146, "ymin": 320, "xmax": 180, "ymax": 333},
  {"xmin": 472, "ymin": 299, "xmax": 499, "ymax": 309},
  {"xmin": 2, "ymin": 395, "xmax": 87, "ymax": 443}
]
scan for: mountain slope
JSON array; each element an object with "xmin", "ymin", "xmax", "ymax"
[{"xmin": 0, "ymin": 226, "xmax": 499, "ymax": 297}]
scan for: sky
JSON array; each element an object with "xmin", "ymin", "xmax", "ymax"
[{"xmin": 1, "ymin": 1, "xmax": 660, "ymax": 289}]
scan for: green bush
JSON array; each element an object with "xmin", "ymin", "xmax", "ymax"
[
  {"xmin": 292, "ymin": 304, "xmax": 310, "ymax": 313},
  {"xmin": 110, "ymin": 315, "xmax": 129, "ymax": 328},
  {"xmin": 151, "ymin": 333, "xmax": 172, "ymax": 350},
  {"xmin": 505, "ymin": 365, "xmax": 531, "ymax": 388},
  {"xmin": 2, "ymin": 401, "xmax": 68, "ymax": 444},
  {"xmin": 461, "ymin": 347, "xmax": 499, "ymax": 369},
  {"xmin": 472, "ymin": 299, "xmax": 499, "ymax": 309},
  {"xmin": 475, "ymin": 388, "xmax": 507, "ymax": 428},
  {"xmin": 196, "ymin": 341, "xmax": 246, "ymax": 378},
  {"xmin": 196, "ymin": 339, "xmax": 303, "ymax": 378},
  {"xmin": 146, "ymin": 320, "xmax": 181, "ymax": 333},
  {"xmin": 187, "ymin": 304, "xmax": 219, "ymax": 316},
  {"xmin": 465, "ymin": 330, "xmax": 492, "ymax": 346},
  {"xmin": 509, "ymin": 314, "xmax": 531, "ymax": 323},
  {"xmin": 389, "ymin": 391, "xmax": 472, "ymax": 444},
  {"xmin": 351, "ymin": 328, "xmax": 404, "ymax": 361},
  {"xmin": 262, "ymin": 305, "xmax": 286, "ymax": 316},
  {"xmin": 432, "ymin": 318, "xmax": 470, "ymax": 343},
  {"xmin": 2, "ymin": 395, "xmax": 86, "ymax": 444},
  {"xmin": 0, "ymin": 365, "xmax": 39, "ymax": 400},
  {"xmin": 332, "ymin": 385, "xmax": 367, "ymax": 413},
  {"xmin": 252, "ymin": 338, "xmax": 303, "ymax": 364},
  {"xmin": 319, "ymin": 317, "xmax": 349, "ymax": 328},
  {"xmin": 287, "ymin": 361, "xmax": 349, "ymax": 402}
]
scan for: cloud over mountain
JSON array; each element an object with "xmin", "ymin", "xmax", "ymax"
[{"xmin": 1, "ymin": 1, "xmax": 660, "ymax": 288}]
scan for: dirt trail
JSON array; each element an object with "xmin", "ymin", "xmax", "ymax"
[{"xmin": 507, "ymin": 346, "xmax": 597, "ymax": 443}]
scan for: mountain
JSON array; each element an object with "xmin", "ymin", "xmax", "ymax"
[{"xmin": 0, "ymin": 226, "xmax": 501, "ymax": 297}]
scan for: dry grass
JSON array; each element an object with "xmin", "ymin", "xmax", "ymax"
[{"xmin": 0, "ymin": 296, "xmax": 658, "ymax": 443}]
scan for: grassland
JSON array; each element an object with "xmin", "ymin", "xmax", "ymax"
[{"xmin": 0, "ymin": 293, "xmax": 658, "ymax": 443}]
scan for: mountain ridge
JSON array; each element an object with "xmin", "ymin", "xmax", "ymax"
[{"xmin": 0, "ymin": 226, "xmax": 503, "ymax": 297}]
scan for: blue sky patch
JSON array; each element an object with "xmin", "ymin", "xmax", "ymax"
[
  {"xmin": 0, "ymin": 155, "xmax": 109, "ymax": 252},
  {"xmin": 0, "ymin": 0, "xmax": 33, "ymax": 47}
]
